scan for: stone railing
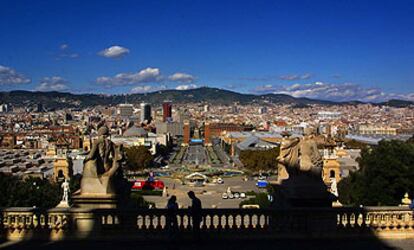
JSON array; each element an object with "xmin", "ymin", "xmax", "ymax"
[{"xmin": 1, "ymin": 206, "xmax": 413, "ymax": 241}]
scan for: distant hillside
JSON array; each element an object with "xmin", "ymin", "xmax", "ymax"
[
  {"xmin": 377, "ymin": 99, "xmax": 414, "ymax": 108},
  {"xmin": 0, "ymin": 87, "xmax": 412, "ymax": 109}
]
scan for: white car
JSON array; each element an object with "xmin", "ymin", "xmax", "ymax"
[
  {"xmin": 217, "ymin": 178, "xmax": 224, "ymax": 184},
  {"xmin": 222, "ymin": 193, "xmax": 228, "ymax": 199}
]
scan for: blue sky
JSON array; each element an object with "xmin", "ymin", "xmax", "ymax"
[{"xmin": 0, "ymin": 0, "xmax": 413, "ymax": 101}]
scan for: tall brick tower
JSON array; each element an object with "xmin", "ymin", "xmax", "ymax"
[
  {"xmin": 162, "ymin": 101, "xmax": 172, "ymax": 122},
  {"xmin": 183, "ymin": 121, "xmax": 190, "ymax": 146}
]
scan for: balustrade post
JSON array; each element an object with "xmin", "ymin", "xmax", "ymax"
[
  {"xmin": 224, "ymin": 213, "xmax": 230, "ymax": 230},
  {"xmin": 216, "ymin": 213, "xmax": 223, "ymax": 230},
  {"xmin": 1, "ymin": 207, "xmax": 47, "ymax": 241},
  {"xmin": 47, "ymin": 207, "xmax": 71, "ymax": 241},
  {"xmin": 247, "ymin": 214, "xmax": 254, "ymax": 230}
]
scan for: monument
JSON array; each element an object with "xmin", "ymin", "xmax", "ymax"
[
  {"xmin": 273, "ymin": 135, "xmax": 335, "ymax": 207},
  {"xmin": 56, "ymin": 179, "xmax": 70, "ymax": 208},
  {"xmin": 72, "ymin": 126, "xmax": 129, "ymax": 209}
]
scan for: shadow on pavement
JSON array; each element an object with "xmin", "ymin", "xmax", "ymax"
[{"xmin": 0, "ymin": 238, "xmax": 410, "ymax": 250}]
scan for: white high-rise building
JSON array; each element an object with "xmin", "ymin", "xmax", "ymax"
[
  {"xmin": 118, "ymin": 104, "xmax": 134, "ymax": 118},
  {"xmin": 0, "ymin": 104, "xmax": 10, "ymax": 113}
]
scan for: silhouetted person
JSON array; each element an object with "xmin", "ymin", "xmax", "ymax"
[
  {"xmin": 166, "ymin": 195, "xmax": 179, "ymax": 237},
  {"xmin": 187, "ymin": 191, "xmax": 202, "ymax": 240},
  {"xmin": 166, "ymin": 196, "xmax": 179, "ymax": 250}
]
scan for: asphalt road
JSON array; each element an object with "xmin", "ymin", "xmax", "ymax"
[{"xmin": 183, "ymin": 145, "xmax": 208, "ymax": 165}]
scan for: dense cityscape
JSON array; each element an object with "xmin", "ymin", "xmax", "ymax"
[
  {"xmin": 0, "ymin": 92, "xmax": 413, "ymax": 208},
  {"xmin": 1, "ymin": 1, "xmax": 414, "ymax": 249}
]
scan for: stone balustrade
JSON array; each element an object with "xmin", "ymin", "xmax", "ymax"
[{"xmin": 1, "ymin": 206, "xmax": 413, "ymax": 241}]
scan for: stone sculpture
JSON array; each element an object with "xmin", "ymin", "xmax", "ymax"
[
  {"xmin": 56, "ymin": 179, "xmax": 70, "ymax": 208},
  {"xmin": 80, "ymin": 126, "xmax": 125, "ymax": 195},
  {"xmin": 277, "ymin": 135, "xmax": 323, "ymax": 183},
  {"xmin": 274, "ymin": 135, "xmax": 333, "ymax": 207},
  {"xmin": 61, "ymin": 179, "xmax": 70, "ymax": 203}
]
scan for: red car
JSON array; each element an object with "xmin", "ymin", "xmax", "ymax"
[{"xmin": 131, "ymin": 180, "xmax": 165, "ymax": 190}]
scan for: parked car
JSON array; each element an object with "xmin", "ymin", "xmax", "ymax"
[{"xmin": 131, "ymin": 179, "xmax": 165, "ymax": 190}]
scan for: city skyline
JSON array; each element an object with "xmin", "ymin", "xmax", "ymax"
[
  {"xmin": 1, "ymin": 0, "xmax": 414, "ymax": 102},
  {"xmin": 1, "ymin": 2, "xmax": 414, "ymax": 248}
]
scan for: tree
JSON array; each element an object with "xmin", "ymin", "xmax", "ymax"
[
  {"xmin": 156, "ymin": 144, "xmax": 169, "ymax": 157},
  {"xmin": 125, "ymin": 146, "xmax": 154, "ymax": 170},
  {"xmin": 338, "ymin": 140, "xmax": 414, "ymax": 206},
  {"xmin": 0, "ymin": 174, "xmax": 61, "ymax": 209},
  {"xmin": 344, "ymin": 139, "xmax": 368, "ymax": 150},
  {"xmin": 239, "ymin": 192, "xmax": 271, "ymax": 208},
  {"xmin": 407, "ymin": 135, "xmax": 414, "ymax": 144},
  {"xmin": 239, "ymin": 147, "xmax": 280, "ymax": 172}
]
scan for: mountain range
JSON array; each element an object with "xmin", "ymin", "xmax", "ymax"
[{"xmin": 0, "ymin": 87, "xmax": 412, "ymax": 109}]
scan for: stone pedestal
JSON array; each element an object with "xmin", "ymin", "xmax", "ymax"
[
  {"xmin": 56, "ymin": 201, "xmax": 70, "ymax": 208},
  {"xmin": 69, "ymin": 208, "xmax": 102, "ymax": 239},
  {"xmin": 71, "ymin": 193, "xmax": 120, "ymax": 209},
  {"xmin": 70, "ymin": 193, "xmax": 124, "ymax": 240},
  {"xmin": 273, "ymin": 174, "xmax": 335, "ymax": 208}
]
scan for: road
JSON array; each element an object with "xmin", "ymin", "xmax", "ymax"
[{"xmin": 182, "ymin": 145, "xmax": 208, "ymax": 165}]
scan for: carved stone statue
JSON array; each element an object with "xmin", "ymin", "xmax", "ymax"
[
  {"xmin": 277, "ymin": 135, "xmax": 323, "ymax": 183},
  {"xmin": 56, "ymin": 178, "xmax": 70, "ymax": 208},
  {"xmin": 330, "ymin": 178, "xmax": 338, "ymax": 197},
  {"xmin": 61, "ymin": 179, "xmax": 70, "ymax": 203},
  {"xmin": 273, "ymin": 135, "xmax": 333, "ymax": 207},
  {"xmin": 80, "ymin": 126, "xmax": 125, "ymax": 195}
]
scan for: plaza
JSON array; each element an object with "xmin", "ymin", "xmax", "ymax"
[{"xmin": 143, "ymin": 176, "xmax": 262, "ymax": 208}]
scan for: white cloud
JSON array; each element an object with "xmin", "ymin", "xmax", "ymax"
[
  {"xmin": 280, "ymin": 73, "xmax": 312, "ymax": 81},
  {"xmin": 56, "ymin": 44, "xmax": 79, "ymax": 59},
  {"xmin": 131, "ymin": 85, "xmax": 167, "ymax": 93},
  {"xmin": 60, "ymin": 44, "xmax": 69, "ymax": 50},
  {"xmin": 175, "ymin": 84, "xmax": 198, "ymax": 90},
  {"xmin": 168, "ymin": 72, "xmax": 195, "ymax": 83},
  {"xmin": 98, "ymin": 45, "xmax": 130, "ymax": 58},
  {"xmin": 252, "ymin": 84, "xmax": 278, "ymax": 93},
  {"xmin": 97, "ymin": 67, "xmax": 163, "ymax": 87},
  {"xmin": 36, "ymin": 76, "xmax": 69, "ymax": 91},
  {"xmin": 58, "ymin": 53, "xmax": 79, "ymax": 59},
  {"xmin": 252, "ymin": 82, "xmax": 414, "ymax": 102},
  {"xmin": 0, "ymin": 65, "xmax": 31, "ymax": 85}
]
